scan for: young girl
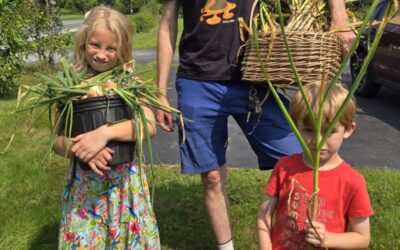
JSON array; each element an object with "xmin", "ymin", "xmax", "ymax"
[
  {"xmin": 257, "ymin": 83, "xmax": 373, "ymax": 250},
  {"xmin": 52, "ymin": 6, "xmax": 160, "ymax": 249}
]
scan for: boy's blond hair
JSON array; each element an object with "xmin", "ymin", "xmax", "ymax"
[
  {"xmin": 73, "ymin": 6, "xmax": 133, "ymax": 71},
  {"xmin": 290, "ymin": 83, "xmax": 356, "ymax": 129}
]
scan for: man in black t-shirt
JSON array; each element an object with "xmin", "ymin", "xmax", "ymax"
[{"xmin": 156, "ymin": 1, "xmax": 355, "ymax": 249}]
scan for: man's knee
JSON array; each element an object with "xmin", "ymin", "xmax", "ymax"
[{"xmin": 201, "ymin": 166, "xmax": 227, "ymax": 190}]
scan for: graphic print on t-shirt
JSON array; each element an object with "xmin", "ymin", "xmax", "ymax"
[
  {"xmin": 200, "ymin": 0, "xmax": 237, "ymax": 25},
  {"xmin": 278, "ymin": 179, "xmax": 334, "ymax": 249}
]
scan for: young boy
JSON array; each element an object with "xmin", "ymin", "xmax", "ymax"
[{"xmin": 257, "ymin": 83, "xmax": 373, "ymax": 250}]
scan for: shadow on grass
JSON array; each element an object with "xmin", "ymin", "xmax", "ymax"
[
  {"xmin": 153, "ymin": 180, "xmax": 216, "ymax": 250},
  {"xmin": 27, "ymin": 181, "xmax": 215, "ymax": 250},
  {"xmin": 29, "ymin": 220, "xmax": 59, "ymax": 250}
]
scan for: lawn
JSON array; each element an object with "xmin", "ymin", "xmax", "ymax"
[
  {"xmin": 60, "ymin": 14, "xmax": 84, "ymax": 21},
  {"xmin": 133, "ymin": 18, "xmax": 183, "ymax": 49},
  {"xmin": 1, "ymin": 66, "xmax": 399, "ymax": 249}
]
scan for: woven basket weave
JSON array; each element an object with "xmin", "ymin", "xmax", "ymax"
[{"xmin": 241, "ymin": 31, "xmax": 343, "ymax": 85}]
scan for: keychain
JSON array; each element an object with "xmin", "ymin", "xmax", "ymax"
[{"xmin": 247, "ymin": 86, "xmax": 262, "ymax": 122}]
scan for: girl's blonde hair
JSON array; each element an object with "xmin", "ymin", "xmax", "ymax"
[
  {"xmin": 290, "ymin": 83, "xmax": 356, "ymax": 129},
  {"xmin": 73, "ymin": 6, "xmax": 133, "ymax": 71}
]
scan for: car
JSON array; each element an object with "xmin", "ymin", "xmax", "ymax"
[{"xmin": 350, "ymin": 0, "xmax": 400, "ymax": 97}]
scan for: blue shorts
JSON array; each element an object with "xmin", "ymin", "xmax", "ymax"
[{"xmin": 176, "ymin": 77, "xmax": 302, "ymax": 174}]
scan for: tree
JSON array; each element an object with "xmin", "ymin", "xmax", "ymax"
[
  {"xmin": 26, "ymin": 0, "xmax": 72, "ymax": 65},
  {"xmin": 69, "ymin": 0, "xmax": 97, "ymax": 13},
  {"xmin": 0, "ymin": 1, "xmax": 30, "ymax": 97},
  {"xmin": 99, "ymin": 0, "xmax": 154, "ymax": 14},
  {"xmin": 0, "ymin": 0, "xmax": 71, "ymax": 97}
]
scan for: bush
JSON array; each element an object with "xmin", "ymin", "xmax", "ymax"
[
  {"xmin": 27, "ymin": 6, "xmax": 73, "ymax": 65},
  {"xmin": 130, "ymin": 21, "xmax": 137, "ymax": 34},
  {"xmin": 59, "ymin": 8, "xmax": 79, "ymax": 15},
  {"xmin": 0, "ymin": 1, "xmax": 71, "ymax": 98},
  {"xmin": 0, "ymin": 1, "xmax": 29, "ymax": 97},
  {"xmin": 128, "ymin": 11, "xmax": 155, "ymax": 33},
  {"xmin": 140, "ymin": 0, "xmax": 161, "ymax": 16},
  {"xmin": 0, "ymin": 45, "xmax": 23, "ymax": 97},
  {"xmin": 69, "ymin": 0, "xmax": 97, "ymax": 13}
]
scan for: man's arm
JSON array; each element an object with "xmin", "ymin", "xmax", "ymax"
[
  {"xmin": 157, "ymin": 0, "xmax": 179, "ymax": 96},
  {"xmin": 257, "ymin": 194, "xmax": 277, "ymax": 250},
  {"xmin": 306, "ymin": 217, "xmax": 371, "ymax": 249},
  {"xmin": 156, "ymin": 0, "xmax": 179, "ymax": 131},
  {"xmin": 329, "ymin": 0, "xmax": 356, "ymax": 54}
]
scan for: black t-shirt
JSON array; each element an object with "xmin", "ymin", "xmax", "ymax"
[{"xmin": 177, "ymin": 0, "xmax": 254, "ymax": 81}]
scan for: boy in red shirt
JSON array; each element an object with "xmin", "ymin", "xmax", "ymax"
[{"xmin": 257, "ymin": 83, "xmax": 373, "ymax": 250}]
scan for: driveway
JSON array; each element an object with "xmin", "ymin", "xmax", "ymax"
[{"xmin": 145, "ymin": 53, "xmax": 400, "ymax": 170}]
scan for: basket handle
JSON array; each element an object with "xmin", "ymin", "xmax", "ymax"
[
  {"xmin": 249, "ymin": 0, "xmax": 259, "ymax": 33},
  {"xmin": 238, "ymin": 0, "xmax": 259, "ymax": 42}
]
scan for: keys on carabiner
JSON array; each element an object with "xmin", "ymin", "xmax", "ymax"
[
  {"xmin": 247, "ymin": 86, "xmax": 261, "ymax": 122},
  {"xmin": 254, "ymin": 98, "xmax": 262, "ymax": 114}
]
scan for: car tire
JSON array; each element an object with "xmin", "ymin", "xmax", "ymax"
[{"xmin": 350, "ymin": 51, "xmax": 381, "ymax": 97}]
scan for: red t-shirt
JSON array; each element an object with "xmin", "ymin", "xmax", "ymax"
[{"xmin": 265, "ymin": 154, "xmax": 373, "ymax": 250}]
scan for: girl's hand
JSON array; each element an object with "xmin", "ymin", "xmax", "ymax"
[
  {"xmin": 87, "ymin": 147, "xmax": 114, "ymax": 176},
  {"xmin": 71, "ymin": 125, "xmax": 110, "ymax": 162},
  {"xmin": 305, "ymin": 220, "xmax": 327, "ymax": 247}
]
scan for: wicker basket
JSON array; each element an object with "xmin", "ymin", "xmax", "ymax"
[
  {"xmin": 241, "ymin": 31, "xmax": 343, "ymax": 85},
  {"xmin": 240, "ymin": 0, "xmax": 343, "ymax": 85}
]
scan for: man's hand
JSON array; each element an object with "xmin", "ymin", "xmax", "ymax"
[
  {"xmin": 329, "ymin": 0, "xmax": 356, "ymax": 56},
  {"xmin": 334, "ymin": 29, "xmax": 356, "ymax": 56},
  {"xmin": 156, "ymin": 94, "xmax": 175, "ymax": 132}
]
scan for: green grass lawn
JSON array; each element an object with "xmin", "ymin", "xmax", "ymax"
[
  {"xmin": 1, "ymin": 67, "xmax": 399, "ymax": 249},
  {"xmin": 133, "ymin": 26, "xmax": 160, "ymax": 49},
  {"xmin": 133, "ymin": 18, "xmax": 183, "ymax": 49},
  {"xmin": 60, "ymin": 14, "xmax": 84, "ymax": 21}
]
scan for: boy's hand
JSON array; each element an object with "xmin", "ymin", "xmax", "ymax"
[
  {"xmin": 305, "ymin": 220, "xmax": 327, "ymax": 247},
  {"xmin": 87, "ymin": 147, "xmax": 114, "ymax": 176}
]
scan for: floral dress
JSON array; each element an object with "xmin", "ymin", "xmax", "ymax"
[{"xmin": 58, "ymin": 161, "xmax": 160, "ymax": 250}]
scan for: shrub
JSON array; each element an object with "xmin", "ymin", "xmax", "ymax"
[
  {"xmin": 140, "ymin": 0, "xmax": 162, "ymax": 16},
  {"xmin": 130, "ymin": 20, "xmax": 137, "ymax": 34},
  {"xmin": 0, "ymin": 1, "xmax": 71, "ymax": 98},
  {"xmin": 0, "ymin": 1, "xmax": 29, "ymax": 97},
  {"xmin": 128, "ymin": 11, "xmax": 155, "ymax": 33},
  {"xmin": 27, "ymin": 5, "xmax": 73, "ymax": 66},
  {"xmin": 69, "ymin": 0, "xmax": 97, "ymax": 13}
]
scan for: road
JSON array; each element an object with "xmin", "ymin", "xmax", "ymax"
[{"xmin": 61, "ymin": 20, "xmax": 83, "ymax": 33}]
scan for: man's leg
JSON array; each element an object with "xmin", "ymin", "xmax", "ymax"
[
  {"xmin": 175, "ymin": 78, "xmax": 234, "ymax": 248},
  {"xmin": 201, "ymin": 165, "xmax": 232, "ymax": 246}
]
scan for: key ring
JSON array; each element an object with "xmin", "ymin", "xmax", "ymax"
[{"xmin": 249, "ymin": 85, "xmax": 257, "ymax": 96}]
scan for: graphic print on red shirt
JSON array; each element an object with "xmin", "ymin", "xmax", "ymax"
[{"xmin": 265, "ymin": 154, "xmax": 373, "ymax": 250}]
